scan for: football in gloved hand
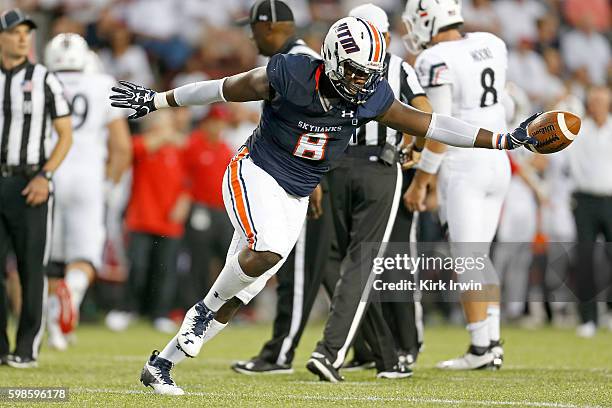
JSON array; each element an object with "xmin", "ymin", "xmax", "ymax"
[{"xmin": 526, "ymin": 111, "xmax": 581, "ymax": 154}]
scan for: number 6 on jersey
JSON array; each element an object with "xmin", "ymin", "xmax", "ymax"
[{"xmin": 293, "ymin": 133, "xmax": 329, "ymax": 160}]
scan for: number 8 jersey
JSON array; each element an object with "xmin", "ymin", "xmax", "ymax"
[
  {"xmin": 246, "ymin": 53, "xmax": 395, "ymax": 198},
  {"xmin": 415, "ymin": 32, "xmax": 508, "ymax": 137}
]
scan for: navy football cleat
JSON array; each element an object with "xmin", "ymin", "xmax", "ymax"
[{"xmin": 140, "ymin": 350, "xmax": 184, "ymax": 395}]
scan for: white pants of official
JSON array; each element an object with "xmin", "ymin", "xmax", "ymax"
[{"xmin": 221, "ymin": 147, "xmax": 309, "ymax": 304}]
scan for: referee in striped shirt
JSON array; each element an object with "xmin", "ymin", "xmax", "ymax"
[
  {"xmin": 307, "ymin": 4, "xmax": 431, "ymax": 381},
  {"xmin": 0, "ymin": 9, "xmax": 72, "ymax": 368}
]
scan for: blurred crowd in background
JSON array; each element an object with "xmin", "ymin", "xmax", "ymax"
[{"xmin": 2, "ymin": 0, "xmax": 611, "ymax": 334}]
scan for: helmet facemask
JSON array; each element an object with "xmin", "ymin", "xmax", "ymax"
[{"xmin": 327, "ymin": 49, "xmax": 384, "ymax": 105}]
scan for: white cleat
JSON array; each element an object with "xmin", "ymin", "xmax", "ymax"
[
  {"xmin": 140, "ymin": 350, "xmax": 185, "ymax": 396},
  {"xmin": 576, "ymin": 321, "xmax": 596, "ymax": 338},
  {"xmin": 177, "ymin": 301, "xmax": 215, "ymax": 358},
  {"xmin": 47, "ymin": 324, "xmax": 68, "ymax": 351},
  {"xmin": 47, "ymin": 297, "xmax": 68, "ymax": 351},
  {"xmin": 437, "ymin": 349, "xmax": 497, "ymax": 370},
  {"xmin": 105, "ymin": 310, "xmax": 135, "ymax": 332}
]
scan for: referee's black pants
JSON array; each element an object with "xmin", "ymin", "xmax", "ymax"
[
  {"xmin": 572, "ymin": 192, "xmax": 612, "ymax": 324},
  {"xmin": 122, "ymin": 232, "xmax": 180, "ymax": 319},
  {"xmin": 0, "ymin": 174, "xmax": 51, "ymax": 360},
  {"xmin": 256, "ymin": 177, "xmax": 334, "ymax": 366},
  {"xmin": 352, "ymin": 170, "xmax": 424, "ymax": 363},
  {"xmin": 314, "ymin": 155, "xmax": 402, "ymax": 372}
]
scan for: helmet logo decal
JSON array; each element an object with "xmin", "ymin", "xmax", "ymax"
[{"xmin": 336, "ymin": 22, "xmax": 360, "ymax": 53}]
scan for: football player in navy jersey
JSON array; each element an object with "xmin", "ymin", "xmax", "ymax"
[{"xmin": 111, "ymin": 16, "xmax": 539, "ymax": 395}]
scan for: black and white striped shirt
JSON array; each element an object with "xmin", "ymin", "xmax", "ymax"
[
  {"xmin": 350, "ymin": 53, "xmax": 425, "ymax": 147},
  {"xmin": 0, "ymin": 60, "xmax": 71, "ymax": 166}
]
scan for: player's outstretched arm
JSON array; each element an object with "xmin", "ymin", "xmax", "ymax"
[
  {"xmin": 377, "ymin": 99, "xmax": 539, "ymax": 150},
  {"xmin": 110, "ymin": 68, "xmax": 270, "ymax": 120}
]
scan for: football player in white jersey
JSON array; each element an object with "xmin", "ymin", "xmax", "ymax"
[
  {"xmin": 403, "ymin": 0, "xmax": 514, "ymax": 370},
  {"xmin": 44, "ymin": 33, "xmax": 131, "ymax": 350}
]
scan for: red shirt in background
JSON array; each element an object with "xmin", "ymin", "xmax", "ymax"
[
  {"xmin": 125, "ymin": 136, "xmax": 188, "ymax": 237},
  {"xmin": 184, "ymin": 130, "xmax": 234, "ymax": 210}
]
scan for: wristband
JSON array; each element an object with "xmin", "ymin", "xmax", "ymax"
[
  {"xmin": 492, "ymin": 133, "xmax": 507, "ymax": 150},
  {"xmin": 154, "ymin": 92, "xmax": 169, "ymax": 109},
  {"xmin": 417, "ymin": 148, "xmax": 445, "ymax": 174},
  {"xmin": 38, "ymin": 170, "xmax": 53, "ymax": 181}
]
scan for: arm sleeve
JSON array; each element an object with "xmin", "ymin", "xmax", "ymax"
[
  {"xmin": 45, "ymin": 72, "xmax": 71, "ymax": 119},
  {"xmin": 399, "ymin": 61, "xmax": 426, "ymax": 105},
  {"xmin": 415, "ymin": 51, "xmax": 453, "ymax": 88}
]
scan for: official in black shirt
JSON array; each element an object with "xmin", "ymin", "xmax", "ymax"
[{"xmin": 0, "ymin": 8, "xmax": 72, "ymax": 368}]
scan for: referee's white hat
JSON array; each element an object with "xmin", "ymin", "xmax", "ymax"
[{"xmin": 349, "ymin": 3, "xmax": 390, "ymax": 34}]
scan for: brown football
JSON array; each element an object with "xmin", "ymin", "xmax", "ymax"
[{"xmin": 526, "ymin": 111, "xmax": 581, "ymax": 154}]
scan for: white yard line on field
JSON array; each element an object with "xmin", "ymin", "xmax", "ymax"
[{"xmin": 72, "ymin": 387, "xmax": 605, "ymax": 408}]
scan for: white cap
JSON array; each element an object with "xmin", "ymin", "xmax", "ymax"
[{"xmin": 348, "ymin": 3, "xmax": 390, "ymax": 33}]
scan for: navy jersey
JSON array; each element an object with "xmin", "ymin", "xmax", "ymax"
[{"xmin": 245, "ymin": 53, "xmax": 395, "ymax": 197}]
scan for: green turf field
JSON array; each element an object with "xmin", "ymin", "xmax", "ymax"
[{"xmin": 0, "ymin": 321, "xmax": 611, "ymax": 407}]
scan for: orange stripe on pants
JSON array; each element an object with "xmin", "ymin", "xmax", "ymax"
[{"xmin": 229, "ymin": 147, "xmax": 255, "ymax": 249}]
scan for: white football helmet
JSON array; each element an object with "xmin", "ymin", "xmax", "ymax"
[
  {"xmin": 321, "ymin": 17, "xmax": 386, "ymax": 104},
  {"xmin": 44, "ymin": 33, "xmax": 89, "ymax": 72},
  {"xmin": 84, "ymin": 50, "xmax": 105, "ymax": 74},
  {"xmin": 402, "ymin": 0, "xmax": 464, "ymax": 54}
]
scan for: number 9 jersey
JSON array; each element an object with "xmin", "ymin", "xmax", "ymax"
[
  {"xmin": 414, "ymin": 32, "xmax": 508, "ymax": 135},
  {"xmin": 52, "ymin": 72, "xmax": 125, "ymax": 171}
]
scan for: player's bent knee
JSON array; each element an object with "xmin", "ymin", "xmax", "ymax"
[
  {"xmin": 258, "ymin": 251, "xmax": 282, "ymax": 266},
  {"xmin": 239, "ymin": 248, "xmax": 282, "ymax": 277}
]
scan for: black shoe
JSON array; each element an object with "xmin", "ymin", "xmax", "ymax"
[
  {"xmin": 342, "ymin": 358, "xmax": 376, "ymax": 372},
  {"xmin": 489, "ymin": 340, "xmax": 504, "ymax": 369},
  {"xmin": 398, "ymin": 351, "xmax": 416, "ymax": 369},
  {"xmin": 376, "ymin": 364, "xmax": 413, "ymax": 379},
  {"xmin": 0, "ymin": 354, "xmax": 8, "ymax": 365},
  {"xmin": 231, "ymin": 358, "xmax": 294, "ymax": 375},
  {"xmin": 306, "ymin": 352, "xmax": 344, "ymax": 383},
  {"xmin": 7, "ymin": 355, "xmax": 37, "ymax": 368}
]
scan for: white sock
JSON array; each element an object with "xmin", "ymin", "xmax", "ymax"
[
  {"xmin": 159, "ymin": 335, "xmax": 188, "ymax": 365},
  {"xmin": 47, "ymin": 294, "xmax": 60, "ymax": 328},
  {"xmin": 65, "ymin": 269, "xmax": 90, "ymax": 310},
  {"xmin": 201, "ymin": 319, "xmax": 227, "ymax": 345},
  {"xmin": 487, "ymin": 305, "xmax": 501, "ymax": 343},
  {"xmin": 203, "ymin": 253, "xmax": 257, "ymax": 312},
  {"xmin": 159, "ymin": 320, "xmax": 228, "ymax": 365},
  {"xmin": 466, "ymin": 319, "xmax": 489, "ymax": 348}
]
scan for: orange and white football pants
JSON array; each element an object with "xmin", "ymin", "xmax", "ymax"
[{"xmin": 222, "ymin": 146, "xmax": 309, "ymax": 304}]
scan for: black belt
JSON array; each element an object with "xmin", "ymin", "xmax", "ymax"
[
  {"xmin": 0, "ymin": 164, "xmax": 41, "ymax": 178},
  {"xmin": 345, "ymin": 145, "xmax": 383, "ymax": 158},
  {"xmin": 574, "ymin": 191, "xmax": 612, "ymax": 200}
]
